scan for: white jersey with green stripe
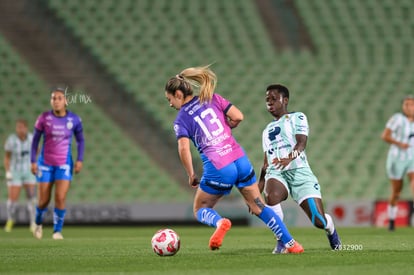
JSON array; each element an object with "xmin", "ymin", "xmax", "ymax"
[
  {"xmin": 262, "ymin": 112, "xmax": 310, "ymax": 171},
  {"xmin": 385, "ymin": 112, "xmax": 414, "ymax": 161},
  {"xmin": 4, "ymin": 133, "xmax": 33, "ymax": 173}
]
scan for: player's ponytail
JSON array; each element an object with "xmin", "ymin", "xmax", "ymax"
[{"xmin": 180, "ymin": 65, "xmax": 217, "ymax": 103}]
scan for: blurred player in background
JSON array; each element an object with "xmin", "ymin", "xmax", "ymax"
[
  {"xmin": 3, "ymin": 119, "xmax": 37, "ymax": 232},
  {"xmin": 164, "ymin": 66, "xmax": 303, "ymax": 253},
  {"xmin": 381, "ymin": 95, "xmax": 414, "ymax": 231},
  {"xmin": 259, "ymin": 84, "xmax": 341, "ymax": 252},
  {"xmin": 30, "ymin": 87, "xmax": 84, "ymax": 240}
]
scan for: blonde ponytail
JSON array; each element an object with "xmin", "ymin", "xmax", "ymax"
[{"xmin": 180, "ymin": 65, "xmax": 217, "ymax": 103}]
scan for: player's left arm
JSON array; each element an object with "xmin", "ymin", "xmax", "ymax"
[
  {"xmin": 225, "ymin": 105, "xmax": 244, "ymax": 129},
  {"xmin": 258, "ymin": 152, "xmax": 268, "ymax": 194},
  {"xmin": 292, "ymin": 134, "xmax": 307, "ymax": 156},
  {"xmin": 74, "ymin": 119, "xmax": 85, "ymax": 174},
  {"xmin": 273, "ymin": 113, "xmax": 309, "ymax": 168}
]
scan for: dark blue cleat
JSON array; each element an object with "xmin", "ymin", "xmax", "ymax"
[
  {"xmin": 272, "ymin": 239, "xmax": 286, "ymax": 254},
  {"xmin": 327, "ymin": 229, "xmax": 341, "ymax": 250}
]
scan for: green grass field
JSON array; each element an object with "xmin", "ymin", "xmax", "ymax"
[{"xmin": 0, "ymin": 226, "xmax": 413, "ymax": 274}]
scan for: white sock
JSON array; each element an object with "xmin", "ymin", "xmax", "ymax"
[
  {"xmin": 6, "ymin": 199, "xmax": 17, "ymax": 221},
  {"xmin": 27, "ymin": 197, "xmax": 37, "ymax": 224},
  {"xmin": 387, "ymin": 204, "xmax": 398, "ymax": 220},
  {"xmin": 325, "ymin": 214, "xmax": 335, "ymax": 235},
  {"xmin": 268, "ymin": 203, "xmax": 284, "ymax": 221}
]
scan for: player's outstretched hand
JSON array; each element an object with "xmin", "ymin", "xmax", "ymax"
[{"xmin": 189, "ymin": 174, "xmax": 199, "ymax": 188}]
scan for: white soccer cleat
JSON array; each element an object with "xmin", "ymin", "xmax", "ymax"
[
  {"xmin": 33, "ymin": 225, "xmax": 43, "ymax": 239},
  {"xmin": 52, "ymin": 232, "xmax": 64, "ymax": 240},
  {"xmin": 30, "ymin": 222, "xmax": 36, "ymax": 233}
]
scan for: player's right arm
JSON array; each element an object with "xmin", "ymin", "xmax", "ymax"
[
  {"xmin": 381, "ymin": 127, "xmax": 409, "ymax": 149},
  {"xmin": 177, "ymin": 137, "xmax": 199, "ymax": 187},
  {"xmin": 30, "ymin": 128, "xmax": 42, "ymax": 175},
  {"xmin": 258, "ymin": 152, "xmax": 268, "ymax": 194},
  {"xmin": 4, "ymin": 137, "xmax": 12, "ymax": 180},
  {"xmin": 4, "ymin": 151, "xmax": 12, "ymax": 180}
]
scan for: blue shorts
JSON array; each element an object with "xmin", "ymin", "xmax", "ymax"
[
  {"xmin": 200, "ymin": 154, "xmax": 256, "ymax": 195},
  {"xmin": 36, "ymin": 163, "xmax": 73, "ymax": 183}
]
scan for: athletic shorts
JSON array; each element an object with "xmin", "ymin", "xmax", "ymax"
[
  {"xmin": 265, "ymin": 167, "xmax": 321, "ymax": 204},
  {"xmin": 7, "ymin": 170, "xmax": 36, "ymax": 186},
  {"xmin": 36, "ymin": 163, "xmax": 73, "ymax": 183},
  {"xmin": 200, "ymin": 154, "xmax": 256, "ymax": 195},
  {"xmin": 386, "ymin": 157, "xmax": 414, "ymax": 180}
]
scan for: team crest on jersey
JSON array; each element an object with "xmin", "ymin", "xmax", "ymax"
[
  {"xmin": 268, "ymin": 126, "xmax": 281, "ymax": 141},
  {"xmin": 174, "ymin": 124, "xmax": 179, "ymax": 135},
  {"xmin": 66, "ymin": 118, "xmax": 73, "ymax": 130}
]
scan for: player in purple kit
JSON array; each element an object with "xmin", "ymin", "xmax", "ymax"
[
  {"xmin": 30, "ymin": 87, "xmax": 85, "ymax": 240},
  {"xmin": 164, "ymin": 65, "xmax": 303, "ymax": 253}
]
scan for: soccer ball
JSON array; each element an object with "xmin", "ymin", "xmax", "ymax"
[{"xmin": 151, "ymin": 228, "xmax": 180, "ymax": 256}]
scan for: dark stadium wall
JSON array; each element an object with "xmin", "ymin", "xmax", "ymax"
[{"xmin": 255, "ymin": 0, "xmax": 315, "ymax": 52}]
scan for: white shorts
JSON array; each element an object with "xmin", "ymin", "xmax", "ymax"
[{"xmin": 7, "ymin": 171, "xmax": 36, "ymax": 186}]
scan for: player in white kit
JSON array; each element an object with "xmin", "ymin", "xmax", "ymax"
[
  {"xmin": 259, "ymin": 84, "xmax": 341, "ymax": 252},
  {"xmin": 381, "ymin": 95, "xmax": 414, "ymax": 231},
  {"xmin": 4, "ymin": 119, "xmax": 37, "ymax": 232}
]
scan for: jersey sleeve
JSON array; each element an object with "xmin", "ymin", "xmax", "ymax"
[
  {"xmin": 213, "ymin": 94, "xmax": 232, "ymax": 114},
  {"xmin": 385, "ymin": 113, "xmax": 401, "ymax": 131},
  {"xmin": 4, "ymin": 135, "xmax": 13, "ymax": 152},
  {"xmin": 34, "ymin": 113, "xmax": 45, "ymax": 131},
  {"xmin": 293, "ymin": 112, "xmax": 309, "ymax": 136},
  {"xmin": 173, "ymin": 120, "xmax": 190, "ymax": 140}
]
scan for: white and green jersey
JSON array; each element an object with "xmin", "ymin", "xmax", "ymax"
[
  {"xmin": 4, "ymin": 133, "xmax": 33, "ymax": 173},
  {"xmin": 262, "ymin": 112, "xmax": 310, "ymax": 171},
  {"xmin": 385, "ymin": 113, "xmax": 414, "ymax": 161}
]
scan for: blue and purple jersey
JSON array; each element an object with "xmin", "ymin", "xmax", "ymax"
[
  {"xmin": 173, "ymin": 93, "xmax": 244, "ymax": 169},
  {"xmin": 30, "ymin": 110, "xmax": 84, "ymax": 166}
]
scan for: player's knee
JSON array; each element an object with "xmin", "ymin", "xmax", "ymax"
[
  {"xmin": 54, "ymin": 195, "xmax": 66, "ymax": 207},
  {"xmin": 264, "ymin": 192, "xmax": 283, "ymax": 206}
]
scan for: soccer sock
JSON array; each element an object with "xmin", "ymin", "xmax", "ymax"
[
  {"xmin": 258, "ymin": 206, "xmax": 294, "ymax": 247},
  {"xmin": 324, "ymin": 213, "xmax": 335, "ymax": 235},
  {"xmin": 35, "ymin": 206, "xmax": 48, "ymax": 225},
  {"xmin": 53, "ymin": 208, "xmax": 66, "ymax": 233},
  {"xmin": 6, "ymin": 199, "xmax": 17, "ymax": 221},
  {"xmin": 196, "ymin": 208, "xmax": 222, "ymax": 227},
  {"xmin": 27, "ymin": 197, "xmax": 37, "ymax": 225},
  {"xmin": 268, "ymin": 204, "xmax": 284, "ymax": 221},
  {"xmin": 387, "ymin": 204, "xmax": 398, "ymax": 220}
]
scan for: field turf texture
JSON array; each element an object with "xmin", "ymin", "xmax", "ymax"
[{"xmin": 1, "ymin": 226, "xmax": 413, "ymax": 274}]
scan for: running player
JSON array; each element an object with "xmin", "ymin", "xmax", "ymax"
[
  {"xmin": 381, "ymin": 95, "xmax": 414, "ymax": 231},
  {"xmin": 259, "ymin": 84, "xmax": 341, "ymax": 252},
  {"xmin": 4, "ymin": 119, "xmax": 37, "ymax": 232},
  {"xmin": 30, "ymin": 87, "xmax": 85, "ymax": 240},
  {"xmin": 165, "ymin": 66, "xmax": 303, "ymax": 253}
]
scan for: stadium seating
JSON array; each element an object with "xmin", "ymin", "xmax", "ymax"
[
  {"xmin": 0, "ymin": 34, "xmax": 192, "ymax": 203},
  {"xmin": 3, "ymin": 0, "xmax": 414, "ymax": 202}
]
